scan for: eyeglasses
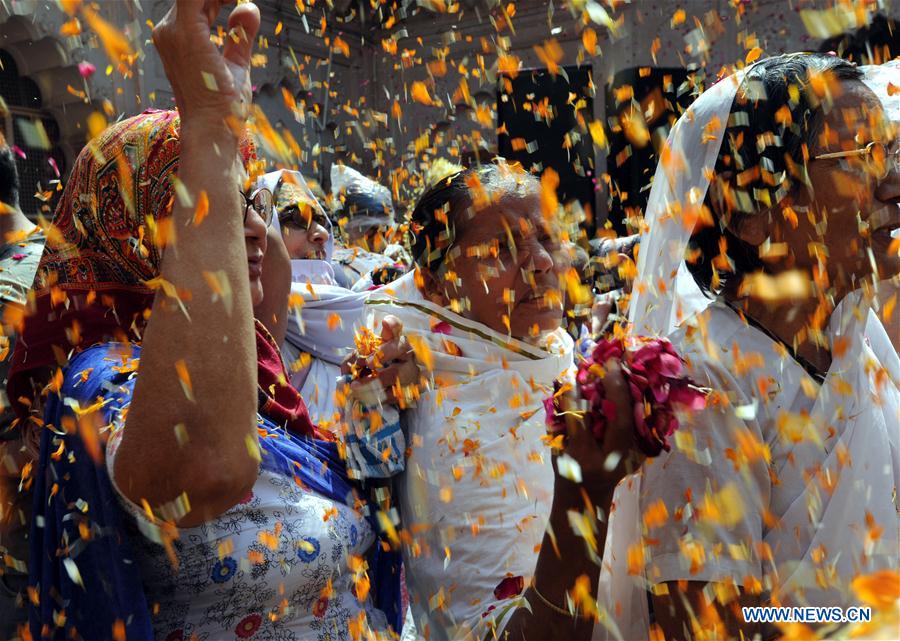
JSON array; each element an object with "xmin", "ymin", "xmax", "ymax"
[
  {"xmin": 278, "ymin": 204, "xmax": 330, "ymax": 231},
  {"xmin": 813, "ymin": 140, "xmax": 900, "ymax": 180},
  {"xmin": 240, "ymin": 188, "xmax": 274, "ymax": 226}
]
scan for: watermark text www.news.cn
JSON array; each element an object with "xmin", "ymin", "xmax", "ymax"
[{"xmin": 742, "ymin": 607, "xmax": 872, "ymax": 624}]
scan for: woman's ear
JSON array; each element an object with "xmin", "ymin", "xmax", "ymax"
[
  {"xmin": 728, "ymin": 210, "xmax": 770, "ymax": 247},
  {"xmin": 710, "ymin": 171, "xmax": 770, "ymax": 247},
  {"xmin": 418, "ymin": 265, "xmax": 450, "ymax": 306}
]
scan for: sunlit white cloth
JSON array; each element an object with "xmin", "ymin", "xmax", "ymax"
[
  {"xmin": 641, "ymin": 299, "xmax": 899, "ymax": 600},
  {"xmin": 281, "ymin": 277, "xmax": 367, "ymax": 427},
  {"xmin": 598, "ymin": 61, "xmax": 900, "ymax": 641},
  {"xmin": 362, "ymin": 271, "xmax": 573, "ymax": 640}
]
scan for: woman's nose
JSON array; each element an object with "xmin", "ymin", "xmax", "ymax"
[
  {"xmin": 526, "ymin": 238, "xmax": 554, "ymax": 274},
  {"xmin": 309, "ymin": 222, "xmax": 329, "ymax": 245},
  {"xmin": 244, "ymin": 204, "xmax": 269, "ymax": 241}
]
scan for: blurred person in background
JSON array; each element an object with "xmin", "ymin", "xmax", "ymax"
[
  {"xmin": 562, "ymin": 244, "xmax": 593, "ymax": 341},
  {"xmin": 0, "ymin": 144, "xmax": 45, "ymax": 640},
  {"xmin": 588, "ymin": 234, "xmax": 639, "ymax": 337},
  {"xmin": 330, "ymin": 164, "xmax": 410, "ymax": 290}
]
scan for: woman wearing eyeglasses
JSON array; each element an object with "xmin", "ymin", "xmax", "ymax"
[
  {"xmin": 10, "ymin": 3, "xmax": 403, "ymax": 640},
  {"xmin": 603, "ymin": 54, "xmax": 900, "ymax": 641},
  {"xmin": 252, "ymin": 170, "xmax": 417, "ymax": 432},
  {"xmin": 337, "ymin": 160, "xmax": 647, "ymax": 641}
]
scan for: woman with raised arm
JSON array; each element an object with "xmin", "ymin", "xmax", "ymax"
[{"xmin": 9, "ymin": 2, "xmax": 402, "ymax": 640}]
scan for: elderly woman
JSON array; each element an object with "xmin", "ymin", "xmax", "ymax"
[
  {"xmin": 344, "ymin": 162, "xmax": 644, "ymax": 641},
  {"xmin": 256, "ymin": 169, "xmax": 370, "ymax": 428},
  {"xmin": 605, "ymin": 53, "xmax": 900, "ymax": 641},
  {"xmin": 9, "ymin": 3, "xmax": 403, "ymax": 640}
]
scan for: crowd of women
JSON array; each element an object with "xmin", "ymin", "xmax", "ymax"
[{"xmin": 0, "ymin": 1, "xmax": 897, "ymax": 640}]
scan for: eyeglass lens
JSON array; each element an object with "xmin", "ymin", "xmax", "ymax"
[{"xmin": 243, "ymin": 189, "xmax": 274, "ymax": 225}]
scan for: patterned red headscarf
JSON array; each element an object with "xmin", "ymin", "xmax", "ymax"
[{"xmin": 8, "ymin": 109, "xmax": 319, "ymax": 437}]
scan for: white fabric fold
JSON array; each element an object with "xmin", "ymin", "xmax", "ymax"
[
  {"xmin": 609, "ymin": 61, "xmax": 900, "ymax": 641},
  {"xmin": 364, "ymin": 271, "xmax": 573, "ymax": 641},
  {"xmin": 281, "ymin": 281, "xmax": 367, "ymax": 426}
]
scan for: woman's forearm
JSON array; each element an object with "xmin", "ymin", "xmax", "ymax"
[
  {"xmin": 115, "ymin": 123, "xmax": 259, "ymax": 524},
  {"xmin": 498, "ymin": 480, "xmax": 615, "ymax": 641}
]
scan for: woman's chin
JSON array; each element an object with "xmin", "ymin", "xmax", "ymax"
[
  {"xmin": 509, "ymin": 314, "xmax": 562, "ymax": 341},
  {"xmin": 250, "ymin": 280, "xmax": 265, "ymax": 308}
]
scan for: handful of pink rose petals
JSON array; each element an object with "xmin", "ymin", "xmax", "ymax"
[{"xmin": 545, "ymin": 337, "xmax": 708, "ymax": 457}]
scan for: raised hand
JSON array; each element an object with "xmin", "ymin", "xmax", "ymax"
[
  {"xmin": 555, "ymin": 361, "xmax": 645, "ymax": 503},
  {"xmin": 152, "ymin": 0, "xmax": 260, "ymax": 127},
  {"xmin": 341, "ymin": 315, "xmax": 421, "ymax": 407}
]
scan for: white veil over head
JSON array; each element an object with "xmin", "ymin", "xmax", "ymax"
[
  {"xmin": 259, "ymin": 169, "xmax": 336, "ymax": 284},
  {"xmin": 629, "ymin": 58, "xmax": 899, "ymax": 339},
  {"xmin": 604, "ymin": 58, "xmax": 900, "ymax": 641},
  {"xmin": 860, "ymin": 59, "xmax": 899, "ymax": 122},
  {"xmin": 627, "ymin": 69, "xmax": 746, "ymax": 338}
]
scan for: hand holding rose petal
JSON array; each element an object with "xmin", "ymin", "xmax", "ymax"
[{"xmin": 545, "ymin": 337, "xmax": 707, "ymax": 458}]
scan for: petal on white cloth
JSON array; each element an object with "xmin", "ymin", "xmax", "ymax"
[{"xmin": 367, "ymin": 271, "xmax": 574, "ymax": 640}]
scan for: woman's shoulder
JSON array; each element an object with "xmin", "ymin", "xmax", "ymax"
[
  {"xmin": 60, "ymin": 342, "xmax": 142, "ymax": 402},
  {"xmin": 672, "ymin": 304, "xmax": 772, "ymax": 390}
]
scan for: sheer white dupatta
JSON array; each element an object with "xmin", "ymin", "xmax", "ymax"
[
  {"xmin": 598, "ymin": 60, "xmax": 900, "ymax": 639},
  {"xmin": 627, "ymin": 71, "xmax": 746, "ymax": 337},
  {"xmin": 594, "ymin": 71, "xmax": 745, "ymax": 641}
]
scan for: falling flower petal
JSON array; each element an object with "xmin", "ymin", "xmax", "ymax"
[{"xmin": 78, "ymin": 61, "xmax": 97, "ymax": 78}]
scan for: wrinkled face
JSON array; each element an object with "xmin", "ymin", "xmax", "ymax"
[
  {"xmin": 428, "ymin": 184, "xmax": 568, "ymax": 341},
  {"xmin": 244, "ymin": 194, "xmax": 269, "ymax": 307},
  {"xmin": 790, "ymin": 80, "xmax": 900, "ymax": 289},
  {"xmin": 280, "ymin": 205, "xmax": 330, "ymax": 260}
]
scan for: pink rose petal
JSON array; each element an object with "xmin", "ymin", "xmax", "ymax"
[
  {"xmin": 431, "ymin": 321, "xmax": 452, "ymax": 335},
  {"xmin": 493, "ymin": 575, "xmax": 524, "ymax": 600},
  {"xmin": 78, "ymin": 61, "xmax": 96, "ymax": 78}
]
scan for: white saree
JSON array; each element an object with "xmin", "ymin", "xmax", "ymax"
[
  {"xmin": 597, "ymin": 61, "xmax": 900, "ymax": 640},
  {"xmin": 362, "ymin": 271, "xmax": 574, "ymax": 640}
]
